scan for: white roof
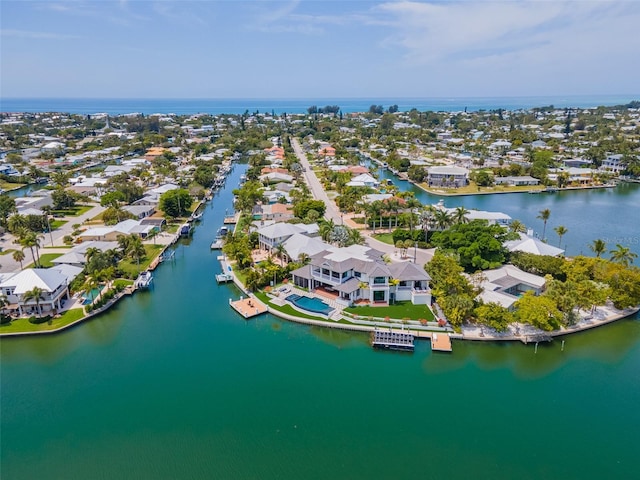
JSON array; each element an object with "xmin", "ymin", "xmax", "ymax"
[
  {"xmin": 483, "ymin": 264, "xmax": 547, "ymax": 289},
  {"xmin": 257, "ymin": 222, "xmax": 314, "ymax": 239},
  {"xmin": 323, "ymin": 244, "xmax": 376, "ymax": 263},
  {"xmin": 428, "ymin": 166, "xmax": 469, "ymax": 175},
  {"xmin": 0, "ymin": 268, "xmax": 68, "ymax": 294},
  {"xmin": 464, "ymin": 210, "xmax": 512, "ymax": 222},
  {"xmin": 505, "ymin": 233, "xmax": 564, "ymax": 256},
  {"xmin": 283, "ymin": 233, "xmax": 330, "ymax": 260},
  {"xmin": 349, "ymin": 173, "xmax": 378, "ymax": 184}
]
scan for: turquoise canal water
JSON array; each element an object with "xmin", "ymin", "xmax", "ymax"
[
  {"xmin": 372, "ymin": 164, "xmax": 640, "ymax": 258},
  {"xmin": 2, "ymin": 164, "xmax": 640, "ymax": 479}
]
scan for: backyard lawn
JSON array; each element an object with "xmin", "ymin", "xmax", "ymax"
[
  {"xmin": 118, "ymin": 244, "xmax": 164, "ymax": 278},
  {"xmin": 0, "ymin": 308, "xmax": 85, "ymax": 334},
  {"xmin": 344, "ymin": 301, "xmax": 435, "ymax": 321}
]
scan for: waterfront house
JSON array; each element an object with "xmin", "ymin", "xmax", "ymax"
[
  {"xmin": 291, "ymin": 244, "xmax": 431, "ymax": 307},
  {"xmin": 346, "ymin": 173, "xmax": 380, "ymax": 188},
  {"xmin": 494, "ymin": 176, "xmax": 540, "ymax": 187},
  {"xmin": 0, "ymin": 265, "xmax": 82, "ymax": 316},
  {"xmin": 52, "ymin": 241, "xmax": 119, "ymax": 267},
  {"xmin": 427, "ymin": 166, "xmax": 469, "ymax": 188},
  {"xmin": 474, "ymin": 265, "xmax": 546, "ymax": 310},
  {"xmin": 600, "ymin": 154, "xmax": 625, "ymax": 174}
]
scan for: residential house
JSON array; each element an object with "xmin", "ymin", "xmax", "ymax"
[
  {"xmin": 257, "ymin": 222, "xmax": 319, "ymax": 252},
  {"xmin": 474, "ymin": 265, "xmax": 546, "ymax": 310},
  {"xmin": 505, "ymin": 233, "xmax": 564, "ymax": 256},
  {"xmin": 494, "ymin": 176, "xmax": 540, "ymax": 186},
  {"xmin": 0, "ymin": 265, "xmax": 82, "ymax": 315},
  {"xmin": 427, "ymin": 166, "xmax": 469, "ymax": 188},
  {"xmin": 291, "ymin": 244, "xmax": 431, "ymax": 307},
  {"xmin": 78, "ymin": 219, "xmax": 156, "ymax": 242},
  {"xmin": 346, "ymin": 173, "xmax": 380, "ymax": 188}
]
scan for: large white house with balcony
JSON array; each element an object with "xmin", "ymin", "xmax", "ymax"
[
  {"xmin": 290, "ymin": 244, "xmax": 431, "ymax": 307},
  {"xmin": 0, "ymin": 265, "xmax": 82, "ymax": 316}
]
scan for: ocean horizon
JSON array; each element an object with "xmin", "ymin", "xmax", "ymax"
[{"xmin": 1, "ymin": 94, "xmax": 638, "ymax": 116}]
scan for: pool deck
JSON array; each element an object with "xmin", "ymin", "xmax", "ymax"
[{"xmin": 229, "ymin": 297, "xmax": 268, "ymax": 319}]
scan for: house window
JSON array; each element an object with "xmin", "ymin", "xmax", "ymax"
[
  {"xmin": 373, "ymin": 290, "xmax": 385, "ymax": 302},
  {"xmin": 373, "ymin": 277, "xmax": 386, "ymax": 285},
  {"xmin": 354, "ymin": 271, "xmax": 361, "ymax": 278}
]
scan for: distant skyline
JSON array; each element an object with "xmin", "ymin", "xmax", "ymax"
[{"xmin": 1, "ymin": 0, "xmax": 639, "ymax": 99}]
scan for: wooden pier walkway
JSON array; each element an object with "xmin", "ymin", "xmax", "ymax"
[{"xmin": 229, "ymin": 297, "xmax": 268, "ymax": 319}]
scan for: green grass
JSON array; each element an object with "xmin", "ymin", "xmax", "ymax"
[
  {"xmin": 49, "ymin": 219, "xmax": 68, "ymax": 230},
  {"xmin": 418, "ymin": 181, "xmax": 546, "ymax": 196},
  {"xmin": 113, "ymin": 278, "xmax": 134, "ymax": 289},
  {"xmin": 372, "ymin": 233, "xmax": 394, "ymax": 245},
  {"xmin": 37, "ymin": 253, "xmax": 63, "ymax": 267},
  {"xmin": 118, "ymin": 245, "xmax": 164, "ymax": 278},
  {"xmin": 52, "ymin": 204, "xmax": 93, "ymax": 217},
  {"xmin": 0, "ymin": 308, "xmax": 85, "ymax": 334},
  {"xmin": 344, "ymin": 301, "xmax": 435, "ymax": 321},
  {"xmin": 0, "ymin": 180, "xmax": 26, "ymax": 190},
  {"xmin": 253, "ymin": 291, "xmax": 340, "ymax": 321}
]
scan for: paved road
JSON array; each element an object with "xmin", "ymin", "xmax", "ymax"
[
  {"xmin": 290, "ymin": 138, "xmax": 434, "ymax": 267},
  {"xmin": 0, "ymin": 204, "xmax": 106, "ymax": 273},
  {"xmin": 291, "ymin": 138, "xmax": 342, "ymax": 224}
]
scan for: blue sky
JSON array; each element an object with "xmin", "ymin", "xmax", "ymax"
[{"xmin": 1, "ymin": 0, "xmax": 639, "ymax": 98}]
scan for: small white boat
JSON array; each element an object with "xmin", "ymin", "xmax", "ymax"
[{"xmin": 135, "ymin": 271, "xmax": 153, "ymax": 289}]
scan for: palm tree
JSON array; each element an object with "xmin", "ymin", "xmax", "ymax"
[
  {"xmin": 554, "ymin": 225, "xmax": 568, "ymax": 248},
  {"xmin": 274, "ymin": 243, "xmax": 287, "ymax": 265},
  {"xmin": 405, "ymin": 198, "xmax": 421, "ymax": 234},
  {"xmin": 609, "ymin": 244, "xmax": 638, "ymax": 267},
  {"xmin": 537, "ymin": 208, "xmax": 551, "ymax": 240},
  {"xmin": 433, "ymin": 209, "xmax": 452, "ymax": 231},
  {"xmin": 589, "ymin": 239, "xmax": 607, "ymax": 258},
  {"xmin": 509, "ymin": 220, "xmax": 527, "ymax": 234},
  {"xmin": 17, "ymin": 231, "xmax": 41, "ymax": 267},
  {"xmin": 126, "ymin": 235, "xmax": 146, "ymax": 273},
  {"xmin": 347, "ymin": 227, "xmax": 365, "ymax": 246},
  {"xmin": 23, "ymin": 286, "xmax": 45, "ymax": 317},
  {"xmin": 318, "ymin": 218, "xmax": 335, "ymax": 242},
  {"xmin": 297, "ymin": 252, "xmax": 310, "ymax": 265},
  {"xmin": 453, "ymin": 206, "xmax": 469, "ymax": 224},
  {"xmin": 12, "ymin": 249, "xmax": 25, "ymax": 270}
]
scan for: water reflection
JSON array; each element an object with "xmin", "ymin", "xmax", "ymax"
[{"xmin": 423, "ymin": 314, "xmax": 640, "ymax": 378}]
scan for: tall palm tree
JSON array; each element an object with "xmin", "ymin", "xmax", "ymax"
[
  {"xmin": 12, "ymin": 249, "xmax": 25, "ymax": 270},
  {"xmin": 347, "ymin": 227, "xmax": 365, "ymax": 246},
  {"xmin": 23, "ymin": 286, "xmax": 45, "ymax": 317},
  {"xmin": 404, "ymin": 198, "xmax": 421, "ymax": 234},
  {"xmin": 609, "ymin": 244, "xmax": 638, "ymax": 267},
  {"xmin": 274, "ymin": 243, "xmax": 287, "ymax": 265},
  {"xmin": 554, "ymin": 225, "xmax": 568, "ymax": 248},
  {"xmin": 537, "ymin": 208, "xmax": 551, "ymax": 240},
  {"xmin": 589, "ymin": 239, "xmax": 607, "ymax": 258}
]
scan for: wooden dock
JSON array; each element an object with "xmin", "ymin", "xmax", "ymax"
[
  {"xmin": 229, "ymin": 297, "xmax": 268, "ymax": 319},
  {"xmin": 429, "ymin": 332, "xmax": 452, "ymax": 352},
  {"xmin": 223, "ymin": 213, "xmax": 239, "ymax": 224},
  {"xmin": 371, "ymin": 329, "xmax": 414, "ymax": 351}
]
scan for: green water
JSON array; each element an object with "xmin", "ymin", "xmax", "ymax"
[{"xmin": 2, "ymin": 165, "xmax": 640, "ymax": 479}]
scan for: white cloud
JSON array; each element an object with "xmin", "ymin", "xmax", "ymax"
[{"xmin": 0, "ymin": 29, "xmax": 81, "ymax": 40}]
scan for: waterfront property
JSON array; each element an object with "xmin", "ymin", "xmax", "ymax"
[
  {"xmin": 505, "ymin": 233, "xmax": 565, "ymax": 256},
  {"xmin": 286, "ymin": 294, "xmax": 333, "ymax": 315},
  {"xmin": 427, "ymin": 166, "xmax": 469, "ymax": 188},
  {"xmin": 474, "ymin": 265, "xmax": 546, "ymax": 310},
  {"xmin": 0, "ymin": 265, "xmax": 82, "ymax": 316},
  {"xmin": 256, "ymin": 222, "xmax": 319, "ymax": 252},
  {"xmin": 290, "ymin": 244, "xmax": 431, "ymax": 307}
]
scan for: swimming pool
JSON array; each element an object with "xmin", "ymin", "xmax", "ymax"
[
  {"xmin": 82, "ymin": 287, "xmax": 103, "ymax": 305},
  {"xmin": 285, "ymin": 294, "xmax": 334, "ymax": 315}
]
